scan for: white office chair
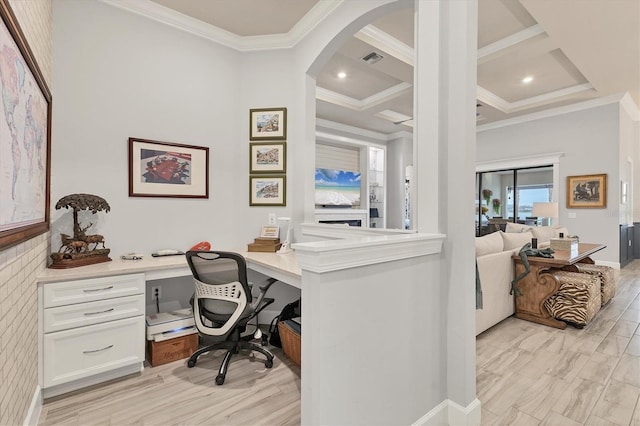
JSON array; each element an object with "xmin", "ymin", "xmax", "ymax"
[{"xmin": 185, "ymin": 250, "xmax": 277, "ymax": 385}]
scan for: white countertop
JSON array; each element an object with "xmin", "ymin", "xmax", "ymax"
[{"xmin": 37, "ymin": 251, "xmax": 301, "ymax": 288}]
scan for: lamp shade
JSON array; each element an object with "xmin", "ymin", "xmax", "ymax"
[{"xmin": 532, "ymin": 202, "xmax": 558, "ymax": 218}]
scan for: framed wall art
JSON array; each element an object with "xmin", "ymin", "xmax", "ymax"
[
  {"xmin": 0, "ymin": 0, "xmax": 52, "ymax": 250},
  {"xmin": 249, "ymin": 107, "xmax": 287, "ymax": 140},
  {"xmin": 566, "ymin": 173, "xmax": 607, "ymax": 208},
  {"xmin": 250, "ymin": 141, "xmax": 286, "ymax": 174},
  {"xmin": 128, "ymin": 137, "xmax": 209, "ymax": 198},
  {"xmin": 250, "ymin": 175, "xmax": 286, "ymax": 206}
]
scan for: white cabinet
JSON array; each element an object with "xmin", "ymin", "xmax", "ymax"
[{"xmin": 40, "ymin": 274, "xmax": 145, "ymax": 397}]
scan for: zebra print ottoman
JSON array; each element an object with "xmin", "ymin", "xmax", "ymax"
[
  {"xmin": 572, "ymin": 263, "xmax": 616, "ymax": 306},
  {"xmin": 544, "ymin": 270, "xmax": 601, "ymax": 327}
]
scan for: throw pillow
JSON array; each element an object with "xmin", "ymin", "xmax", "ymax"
[
  {"xmin": 502, "ymin": 230, "xmax": 534, "ymax": 251},
  {"xmin": 531, "ymin": 226, "xmax": 557, "ymax": 244},
  {"xmin": 475, "ymin": 231, "xmax": 504, "ymax": 257},
  {"xmin": 505, "ymin": 222, "xmax": 532, "ymax": 233}
]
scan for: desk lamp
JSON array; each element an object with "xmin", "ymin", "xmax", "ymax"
[
  {"xmin": 277, "ymin": 217, "xmax": 292, "ymax": 254},
  {"xmin": 532, "ymin": 202, "xmax": 558, "ymax": 226}
]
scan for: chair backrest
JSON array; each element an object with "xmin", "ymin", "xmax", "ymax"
[{"xmin": 186, "ymin": 251, "xmax": 252, "ymax": 336}]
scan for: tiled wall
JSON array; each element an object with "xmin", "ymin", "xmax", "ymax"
[
  {"xmin": 7, "ymin": 0, "xmax": 52, "ymax": 85},
  {"xmin": 0, "ymin": 235, "xmax": 49, "ymax": 425},
  {"xmin": 1, "ymin": 1, "xmax": 52, "ymax": 424}
]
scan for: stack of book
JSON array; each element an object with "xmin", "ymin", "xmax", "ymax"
[{"xmin": 248, "ymin": 237, "xmax": 282, "ymax": 253}]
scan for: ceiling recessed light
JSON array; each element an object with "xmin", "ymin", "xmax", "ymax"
[
  {"xmin": 337, "ymin": 71, "xmax": 347, "ymax": 79},
  {"xmin": 522, "ymin": 76, "xmax": 534, "ymax": 84}
]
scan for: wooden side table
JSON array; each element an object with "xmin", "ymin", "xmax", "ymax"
[{"xmin": 512, "ymin": 243, "xmax": 606, "ymax": 329}]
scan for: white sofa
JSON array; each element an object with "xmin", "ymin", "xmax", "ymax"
[{"xmin": 475, "ymin": 225, "xmax": 568, "ymax": 335}]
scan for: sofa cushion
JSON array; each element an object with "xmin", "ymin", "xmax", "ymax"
[
  {"xmin": 475, "ymin": 231, "xmax": 504, "ymax": 257},
  {"xmin": 528, "ymin": 226, "xmax": 571, "ymax": 244},
  {"xmin": 505, "ymin": 222, "xmax": 532, "ymax": 233},
  {"xmin": 501, "ymin": 230, "xmax": 534, "ymax": 251},
  {"xmin": 530, "ymin": 226, "xmax": 557, "ymax": 244}
]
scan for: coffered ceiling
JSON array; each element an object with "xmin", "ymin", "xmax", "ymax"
[{"xmin": 114, "ymin": 0, "xmax": 640, "ymax": 136}]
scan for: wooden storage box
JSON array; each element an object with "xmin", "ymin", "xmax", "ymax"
[
  {"xmin": 550, "ymin": 237, "xmax": 578, "ymax": 251},
  {"xmin": 147, "ymin": 333, "xmax": 198, "ymax": 367},
  {"xmin": 278, "ymin": 320, "xmax": 301, "ymax": 367}
]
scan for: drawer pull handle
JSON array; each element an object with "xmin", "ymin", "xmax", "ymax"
[
  {"xmin": 83, "ymin": 286, "xmax": 114, "ymax": 293},
  {"xmin": 84, "ymin": 308, "xmax": 115, "ymax": 316},
  {"xmin": 83, "ymin": 345, "xmax": 114, "ymax": 354}
]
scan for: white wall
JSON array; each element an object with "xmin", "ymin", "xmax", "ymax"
[
  {"xmin": 53, "ymin": 0, "xmax": 302, "ymax": 317},
  {"xmin": 53, "ymin": 1, "xmax": 245, "ymax": 256},
  {"xmin": 477, "ymin": 103, "xmax": 621, "ymax": 264}
]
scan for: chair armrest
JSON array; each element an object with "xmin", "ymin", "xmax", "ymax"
[{"xmin": 251, "ymin": 278, "xmax": 277, "ymax": 312}]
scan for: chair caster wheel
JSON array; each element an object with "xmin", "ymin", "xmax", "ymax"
[
  {"xmin": 261, "ymin": 335, "xmax": 268, "ymax": 346},
  {"xmin": 265, "ymin": 358, "xmax": 273, "ymax": 368},
  {"xmin": 215, "ymin": 374, "xmax": 225, "ymax": 385},
  {"xmin": 187, "ymin": 359, "xmax": 196, "ymax": 368}
]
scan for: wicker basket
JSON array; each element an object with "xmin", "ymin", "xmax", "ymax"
[{"xmin": 278, "ymin": 320, "xmax": 301, "ymax": 366}]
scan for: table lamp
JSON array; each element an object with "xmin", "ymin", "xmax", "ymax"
[
  {"xmin": 532, "ymin": 202, "xmax": 558, "ymax": 226},
  {"xmin": 277, "ymin": 217, "xmax": 293, "ymax": 254}
]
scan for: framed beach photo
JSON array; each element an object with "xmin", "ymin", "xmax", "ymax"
[
  {"xmin": 250, "ymin": 141, "xmax": 286, "ymax": 173},
  {"xmin": 128, "ymin": 138, "xmax": 209, "ymax": 198},
  {"xmin": 249, "ymin": 107, "xmax": 287, "ymax": 140},
  {"xmin": 0, "ymin": 0, "xmax": 52, "ymax": 250},
  {"xmin": 566, "ymin": 174, "xmax": 607, "ymax": 208},
  {"xmin": 250, "ymin": 175, "xmax": 286, "ymax": 206}
]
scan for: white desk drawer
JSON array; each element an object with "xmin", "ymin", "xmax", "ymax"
[
  {"xmin": 43, "ymin": 274, "xmax": 145, "ymax": 308},
  {"xmin": 43, "ymin": 316, "xmax": 145, "ymax": 388},
  {"xmin": 44, "ymin": 295, "xmax": 145, "ymax": 333}
]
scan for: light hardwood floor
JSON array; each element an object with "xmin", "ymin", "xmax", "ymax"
[
  {"xmin": 477, "ymin": 259, "xmax": 640, "ymax": 426},
  {"xmin": 39, "ymin": 344, "xmax": 301, "ymax": 425},
  {"xmin": 39, "ymin": 260, "xmax": 640, "ymax": 426}
]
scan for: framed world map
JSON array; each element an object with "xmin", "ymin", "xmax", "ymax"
[{"xmin": 0, "ymin": 0, "xmax": 52, "ymax": 249}]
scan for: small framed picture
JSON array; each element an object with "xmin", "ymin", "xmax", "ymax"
[
  {"xmin": 250, "ymin": 107, "xmax": 287, "ymax": 140},
  {"xmin": 566, "ymin": 173, "xmax": 607, "ymax": 208},
  {"xmin": 128, "ymin": 137, "xmax": 209, "ymax": 198},
  {"xmin": 250, "ymin": 175, "xmax": 286, "ymax": 206},
  {"xmin": 250, "ymin": 142, "xmax": 286, "ymax": 173},
  {"xmin": 260, "ymin": 225, "xmax": 280, "ymax": 238}
]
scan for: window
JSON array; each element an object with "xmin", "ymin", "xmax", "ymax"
[{"xmin": 476, "ymin": 165, "xmax": 553, "ymax": 236}]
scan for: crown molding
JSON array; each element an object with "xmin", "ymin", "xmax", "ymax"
[
  {"xmin": 99, "ymin": 0, "xmax": 343, "ymax": 51},
  {"xmin": 316, "ymin": 118, "xmax": 388, "ymax": 141},
  {"xmin": 478, "ymin": 24, "xmax": 545, "ymax": 63},
  {"xmin": 354, "ymin": 24, "xmax": 414, "ymax": 66},
  {"xmin": 620, "ymin": 92, "xmax": 640, "ymax": 121},
  {"xmin": 477, "ymin": 93, "xmax": 626, "ymax": 132},
  {"xmin": 478, "ymin": 83, "xmax": 594, "ymax": 114},
  {"xmin": 316, "ymin": 83, "xmax": 411, "ymax": 112}
]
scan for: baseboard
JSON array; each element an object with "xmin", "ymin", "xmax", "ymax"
[
  {"xmin": 412, "ymin": 398, "xmax": 481, "ymax": 426},
  {"xmin": 448, "ymin": 398, "xmax": 482, "ymax": 425},
  {"xmin": 23, "ymin": 385, "xmax": 42, "ymax": 426},
  {"xmin": 596, "ymin": 260, "xmax": 620, "ymax": 269}
]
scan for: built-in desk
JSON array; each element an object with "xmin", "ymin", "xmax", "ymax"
[
  {"xmin": 37, "ymin": 251, "xmax": 301, "ymax": 287},
  {"xmin": 36, "ymin": 251, "xmax": 300, "ymax": 398}
]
